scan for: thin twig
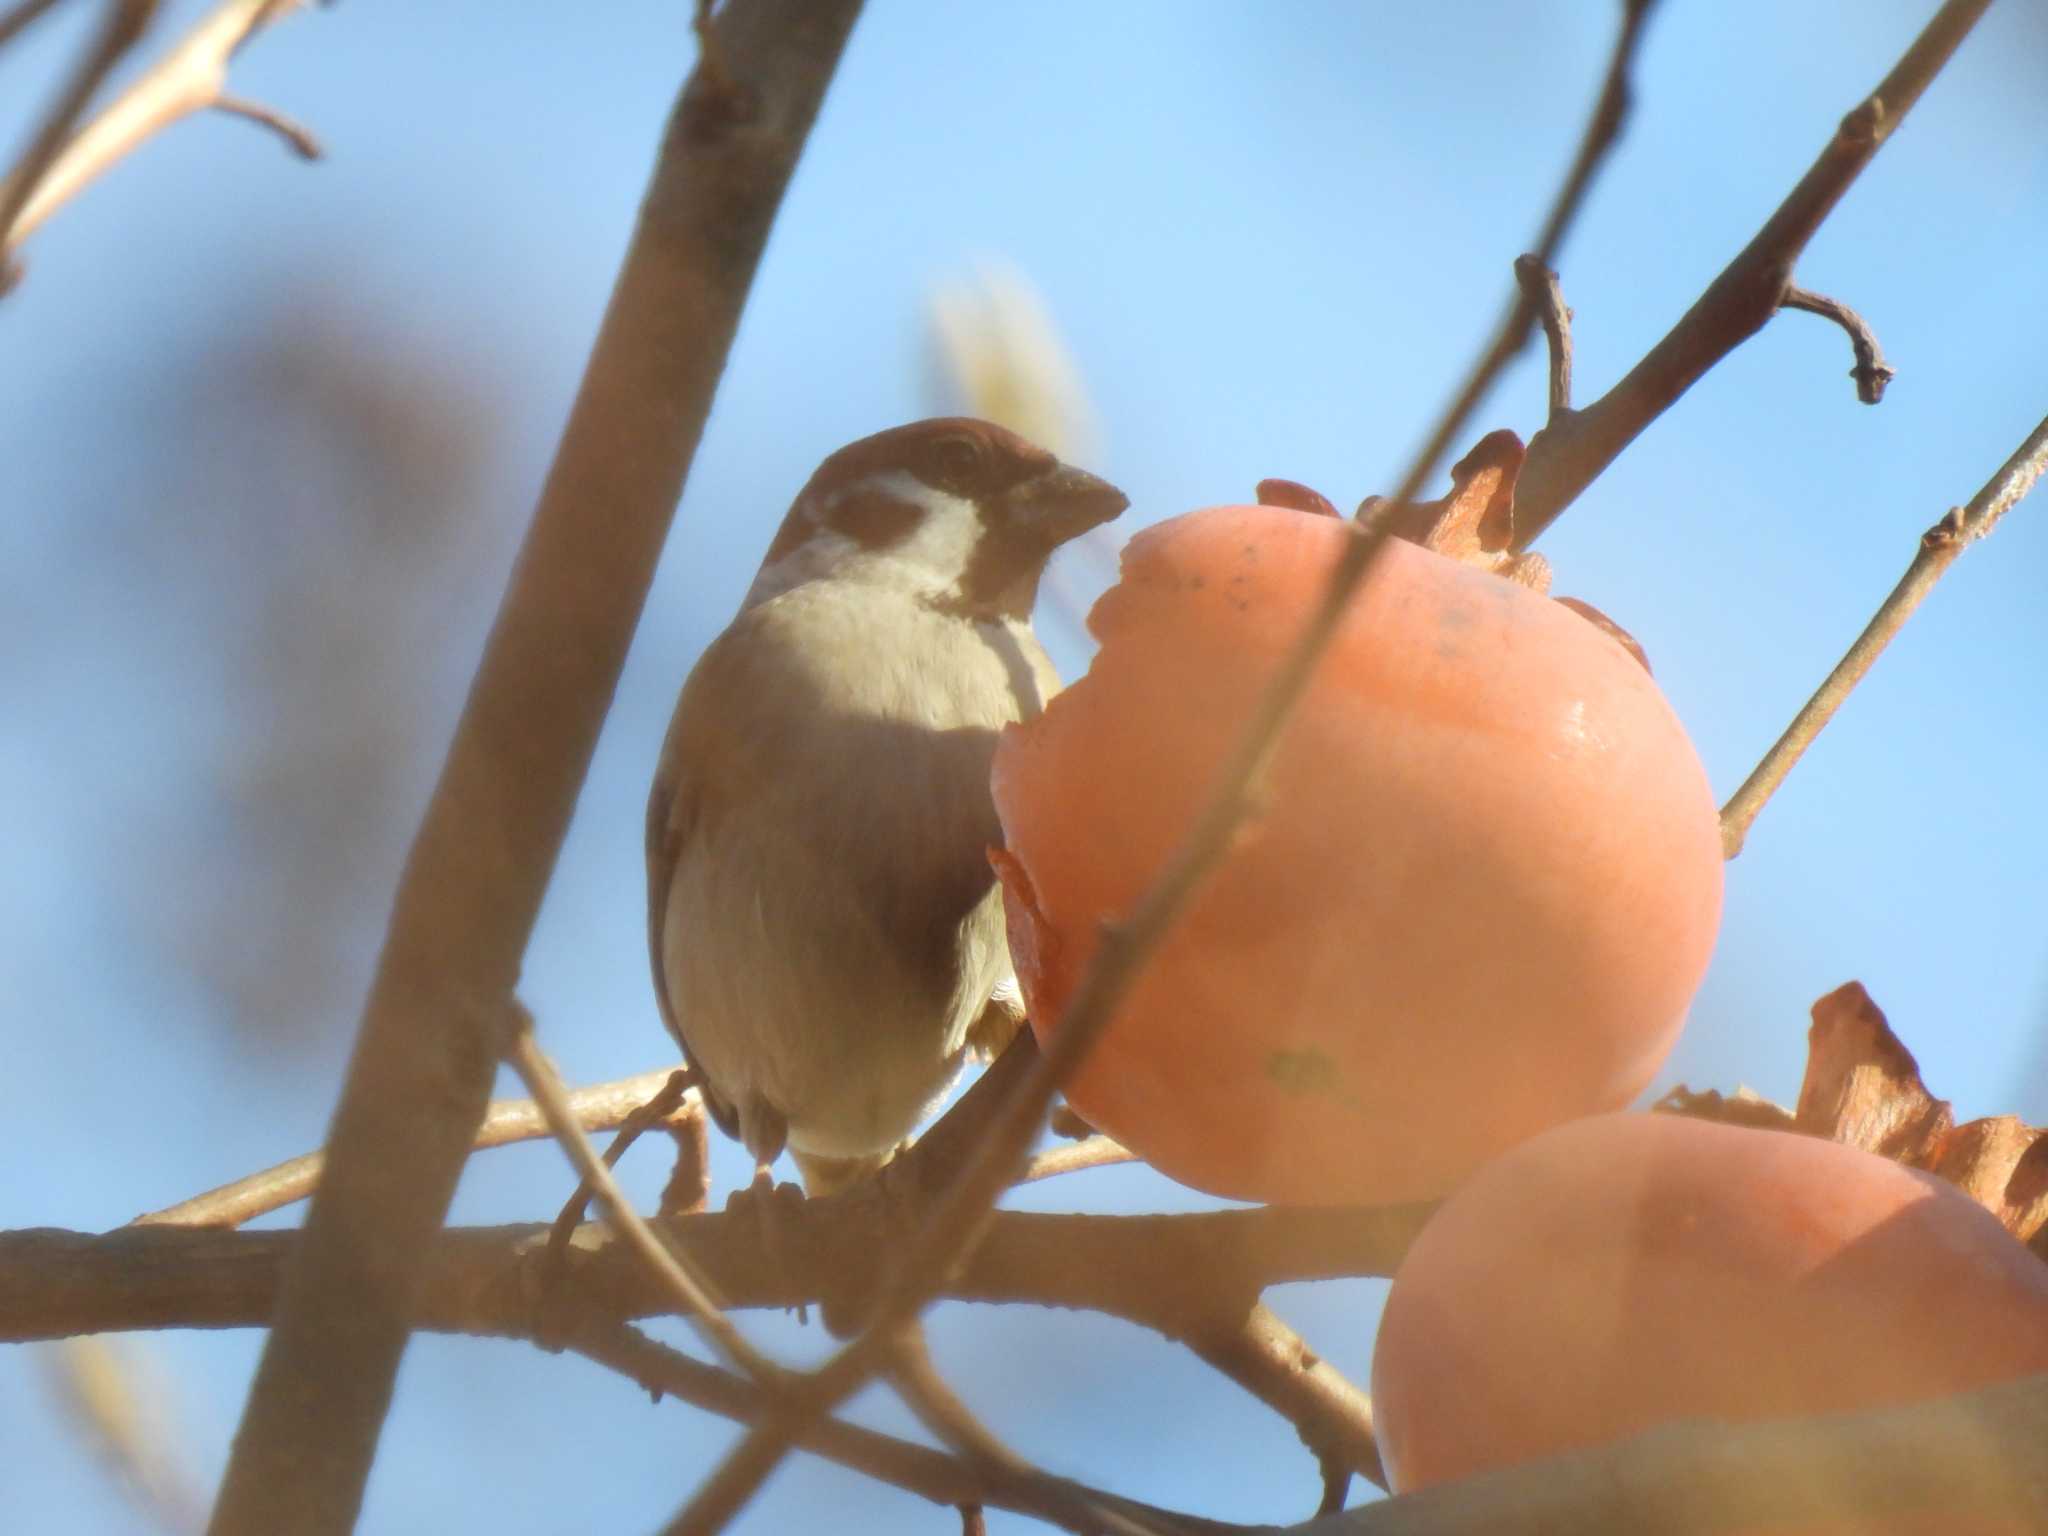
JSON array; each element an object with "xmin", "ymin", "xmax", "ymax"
[
  {"xmin": 1016, "ymin": 1134, "xmax": 1135, "ymax": 1184},
  {"xmin": 0, "ymin": 0, "xmax": 69, "ymax": 52},
  {"xmin": 1779, "ymin": 285, "xmax": 1894, "ymax": 404},
  {"xmin": 1510, "ymin": 0, "xmax": 1990, "ymax": 547},
  {"xmin": 573, "ymin": 1324, "xmax": 1225, "ymax": 1536},
  {"xmin": 132, "ymin": 1069, "xmax": 684, "ymax": 1229},
  {"xmin": 543, "ymin": 1068, "xmax": 697, "ymax": 1259},
  {"xmin": 1720, "ymin": 410, "xmax": 2048, "ymax": 855},
  {"xmin": 884, "ymin": 1329, "xmax": 1172, "ymax": 1536},
  {"xmin": 211, "ymin": 92, "xmax": 321, "ymax": 159},
  {"xmin": 0, "ymin": 0, "xmax": 157, "ymax": 251},
  {"xmin": 883, "ymin": 1325, "xmax": 1024, "ymax": 1474},
  {"xmin": 1512, "ymin": 255, "xmax": 1573, "ymax": 420},
  {"xmin": 1186, "ymin": 1303, "xmax": 1386, "ymax": 1493},
  {"xmin": 1397, "ymin": 0, "xmax": 1658, "ymax": 491},
  {"xmin": 206, "ymin": 7, "xmax": 864, "ymax": 1530},
  {"xmin": 503, "ymin": 1017, "xmax": 777, "ymax": 1383},
  {"xmin": 1, "ymin": 0, "xmax": 308, "ymax": 265},
  {"xmin": 1316, "ymin": 1456, "xmax": 1351, "ymax": 1518}
]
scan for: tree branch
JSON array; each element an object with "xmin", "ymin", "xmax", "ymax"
[
  {"xmin": 880, "ymin": 1325, "xmax": 1173, "ymax": 1536},
  {"xmin": 1509, "ymin": 0, "xmax": 1990, "ymax": 547},
  {"xmin": 575, "ymin": 1324, "xmax": 1228, "ymax": 1536},
  {"xmin": 1016, "ymin": 1134, "xmax": 1136, "ymax": 1185},
  {"xmin": 0, "ymin": 1201, "xmax": 1429, "ymax": 1350},
  {"xmin": 503, "ymin": 1017, "xmax": 773, "ymax": 1380},
  {"xmin": 1186, "ymin": 1304, "xmax": 1386, "ymax": 1494},
  {"xmin": 0, "ymin": 0, "xmax": 311, "ymax": 273},
  {"xmin": 1719, "ymin": 409, "xmax": 2048, "ymax": 855},
  {"xmin": 204, "ymin": 6, "xmax": 865, "ymax": 1533},
  {"xmin": 0, "ymin": 0, "xmax": 156, "ymax": 270},
  {"xmin": 0, "ymin": 0, "xmax": 70, "ymax": 54},
  {"xmin": 132, "ymin": 1069, "xmax": 684, "ymax": 1229}
]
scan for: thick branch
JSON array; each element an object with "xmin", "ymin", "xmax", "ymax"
[
  {"xmin": 206, "ymin": 6, "xmax": 864, "ymax": 1534},
  {"xmin": 1720, "ymin": 409, "xmax": 2048, "ymax": 855},
  {"xmin": 0, "ymin": 1202, "xmax": 1430, "ymax": 1345},
  {"xmin": 1509, "ymin": 0, "xmax": 1990, "ymax": 546}
]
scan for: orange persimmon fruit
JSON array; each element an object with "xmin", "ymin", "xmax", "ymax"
[
  {"xmin": 989, "ymin": 486, "xmax": 1723, "ymax": 1204},
  {"xmin": 1370, "ymin": 1111, "xmax": 2048, "ymax": 1528}
]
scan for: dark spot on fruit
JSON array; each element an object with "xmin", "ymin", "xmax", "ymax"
[{"xmin": 1267, "ymin": 1048, "xmax": 1342, "ymax": 1097}]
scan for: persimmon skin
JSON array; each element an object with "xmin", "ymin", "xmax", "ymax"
[
  {"xmin": 1371, "ymin": 1112, "xmax": 2048, "ymax": 1529},
  {"xmin": 990, "ymin": 505, "xmax": 1723, "ymax": 1204}
]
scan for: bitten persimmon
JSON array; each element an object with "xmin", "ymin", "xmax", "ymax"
[
  {"xmin": 990, "ymin": 500, "xmax": 1723, "ymax": 1204},
  {"xmin": 1371, "ymin": 1112, "xmax": 2048, "ymax": 1528}
]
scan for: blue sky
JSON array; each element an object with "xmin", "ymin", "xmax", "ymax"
[{"xmin": 4, "ymin": 2, "xmax": 2046, "ymax": 1531}]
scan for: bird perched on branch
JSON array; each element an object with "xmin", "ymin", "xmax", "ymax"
[{"xmin": 647, "ymin": 418, "xmax": 1127, "ymax": 1195}]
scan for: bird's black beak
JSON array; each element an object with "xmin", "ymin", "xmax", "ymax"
[{"xmin": 1003, "ymin": 461, "xmax": 1129, "ymax": 548}]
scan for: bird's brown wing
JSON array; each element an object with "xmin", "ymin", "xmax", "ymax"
[{"xmin": 645, "ymin": 694, "xmax": 743, "ymax": 1144}]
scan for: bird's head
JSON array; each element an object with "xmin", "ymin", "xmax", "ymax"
[{"xmin": 747, "ymin": 418, "xmax": 1128, "ymax": 619}]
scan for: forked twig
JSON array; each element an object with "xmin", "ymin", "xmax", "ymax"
[
  {"xmin": 503, "ymin": 1013, "xmax": 776, "ymax": 1383},
  {"xmin": 0, "ymin": 0, "xmax": 157, "ymax": 256},
  {"xmin": 1510, "ymin": 0, "xmax": 1991, "ymax": 546},
  {"xmin": 1, "ymin": 0, "xmax": 310, "ymax": 268},
  {"xmin": 1720, "ymin": 411, "xmax": 2048, "ymax": 855}
]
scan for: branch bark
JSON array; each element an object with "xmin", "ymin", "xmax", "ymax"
[
  {"xmin": 205, "ymin": 6, "xmax": 864, "ymax": 1532},
  {"xmin": 0, "ymin": 1202, "xmax": 1431, "ymax": 1345}
]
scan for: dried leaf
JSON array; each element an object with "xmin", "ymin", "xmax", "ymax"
[{"xmin": 1796, "ymin": 982, "xmax": 2047, "ymax": 1244}]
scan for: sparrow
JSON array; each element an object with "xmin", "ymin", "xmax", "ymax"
[{"xmin": 647, "ymin": 418, "xmax": 1127, "ymax": 1196}]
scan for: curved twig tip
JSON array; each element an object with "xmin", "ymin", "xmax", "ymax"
[{"xmin": 214, "ymin": 95, "xmax": 323, "ymax": 160}]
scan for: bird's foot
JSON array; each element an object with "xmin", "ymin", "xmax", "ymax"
[{"xmin": 725, "ymin": 1162, "xmax": 811, "ymax": 1323}]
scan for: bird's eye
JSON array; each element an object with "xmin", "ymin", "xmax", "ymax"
[{"xmin": 928, "ymin": 434, "xmax": 984, "ymax": 486}]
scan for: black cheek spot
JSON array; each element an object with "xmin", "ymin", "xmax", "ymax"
[{"xmin": 833, "ymin": 487, "xmax": 925, "ymax": 551}]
